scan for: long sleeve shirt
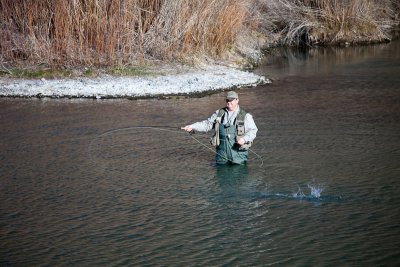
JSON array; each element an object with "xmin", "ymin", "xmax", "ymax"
[{"xmin": 189, "ymin": 106, "xmax": 258, "ymax": 143}]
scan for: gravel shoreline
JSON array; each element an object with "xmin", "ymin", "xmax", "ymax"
[{"xmin": 0, "ymin": 65, "xmax": 269, "ymax": 99}]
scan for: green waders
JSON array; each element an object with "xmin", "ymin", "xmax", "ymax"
[{"xmin": 215, "ymin": 110, "xmax": 249, "ymax": 165}]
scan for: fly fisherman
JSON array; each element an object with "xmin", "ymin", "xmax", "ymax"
[{"xmin": 181, "ymin": 91, "xmax": 258, "ymax": 165}]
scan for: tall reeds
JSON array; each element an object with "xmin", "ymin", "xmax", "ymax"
[
  {"xmin": 0, "ymin": 0, "xmax": 255, "ymax": 67},
  {"xmin": 146, "ymin": 0, "xmax": 255, "ymax": 60},
  {"xmin": 0, "ymin": 0, "xmax": 399, "ymax": 69},
  {"xmin": 261, "ymin": 0, "xmax": 399, "ymax": 46},
  {"xmin": 1, "ymin": 0, "xmax": 164, "ymax": 66}
]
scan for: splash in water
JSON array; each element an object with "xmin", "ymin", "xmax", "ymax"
[
  {"xmin": 307, "ymin": 182, "xmax": 325, "ymax": 198},
  {"xmin": 292, "ymin": 182, "xmax": 325, "ymax": 199},
  {"xmin": 292, "ymin": 185, "xmax": 306, "ymax": 198}
]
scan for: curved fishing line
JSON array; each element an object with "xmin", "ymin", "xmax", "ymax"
[
  {"xmin": 249, "ymin": 148, "xmax": 264, "ymax": 167},
  {"xmin": 90, "ymin": 125, "xmax": 235, "ymax": 165},
  {"xmin": 88, "ymin": 126, "xmax": 186, "ymax": 165},
  {"xmin": 181, "ymin": 132, "xmax": 264, "ymax": 167},
  {"xmin": 89, "ymin": 125, "xmax": 264, "ymax": 167},
  {"xmin": 97, "ymin": 125, "xmax": 181, "ymax": 137},
  {"xmin": 186, "ymin": 133, "xmax": 244, "ymax": 166}
]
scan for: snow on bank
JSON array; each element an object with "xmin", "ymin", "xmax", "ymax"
[{"xmin": 0, "ymin": 65, "xmax": 269, "ymax": 99}]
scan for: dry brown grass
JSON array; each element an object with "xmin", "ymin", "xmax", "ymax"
[
  {"xmin": 0, "ymin": 0, "xmax": 257, "ymax": 68},
  {"xmin": 1, "ymin": 0, "xmax": 164, "ymax": 66},
  {"xmin": 312, "ymin": 0, "xmax": 397, "ymax": 43},
  {"xmin": 0, "ymin": 0, "xmax": 398, "ymax": 70},
  {"xmin": 261, "ymin": 0, "xmax": 399, "ymax": 46}
]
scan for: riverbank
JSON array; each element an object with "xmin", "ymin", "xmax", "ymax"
[
  {"xmin": 0, "ymin": 65, "xmax": 269, "ymax": 99},
  {"xmin": 2, "ymin": 1, "xmax": 398, "ymax": 71},
  {"xmin": 1, "ymin": 0, "xmax": 398, "ymax": 99}
]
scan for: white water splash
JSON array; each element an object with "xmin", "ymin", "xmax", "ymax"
[
  {"xmin": 291, "ymin": 182, "xmax": 325, "ymax": 199},
  {"xmin": 292, "ymin": 185, "xmax": 306, "ymax": 198},
  {"xmin": 307, "ymin": 183, "xmax": 324, "ymax": 198}
]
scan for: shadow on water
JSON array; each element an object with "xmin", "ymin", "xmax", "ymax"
[{"xmin": 214, "ymin": 164, "xmax": 250, "ymax": 197}]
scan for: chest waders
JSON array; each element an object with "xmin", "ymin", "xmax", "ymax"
[{"xmin": 211, "ymin": 108, "xmax": 251, "ymax": 164}]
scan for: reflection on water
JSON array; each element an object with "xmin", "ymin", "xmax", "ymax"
[
  {"xmin": 1, "ymin": 40, "xmax": 400, "ymax": 266},
  {"xmin": 258, "ymin": 40, "xmax": 400, "ymax": 79}
]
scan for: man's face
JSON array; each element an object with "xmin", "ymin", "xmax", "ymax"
[{"xmin": 226, "ymin": 98, "xmax": 239, "ymax": 111}]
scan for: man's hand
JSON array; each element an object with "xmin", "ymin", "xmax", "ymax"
[
  {"xmin": 236, "ymin": 137, "xmax": 246, "ymax": 146},
  {"xmin": 181, "ymin": 125, "xmax": 193, "ymax": 132}
]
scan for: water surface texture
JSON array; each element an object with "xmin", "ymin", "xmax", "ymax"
[{"xmin": 1, "ymin": 41, "xmax": 400, "ymax": 266}]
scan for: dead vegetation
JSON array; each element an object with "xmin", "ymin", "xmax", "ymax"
[{"xmin": 0, "ymin": 0, "xmax": 398, "ymax": 71}]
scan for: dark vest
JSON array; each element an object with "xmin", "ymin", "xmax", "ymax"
[{"xmin": 212, "ymin": 108, "xmax": 248, "ymax": 164}]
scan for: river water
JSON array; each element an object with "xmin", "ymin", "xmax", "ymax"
[{"xmin": 1, "ymin": 40, "xmax": 400, "ymax": 266}]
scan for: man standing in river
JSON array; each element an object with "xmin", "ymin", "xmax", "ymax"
[{"xmin": 182, "ymin": 91, "xmax": 258, "ymax": 165}]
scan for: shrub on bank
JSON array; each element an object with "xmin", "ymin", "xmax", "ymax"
[{"xmin": 262, "ymin": 0, "xmax": 399, "ymax": 46}]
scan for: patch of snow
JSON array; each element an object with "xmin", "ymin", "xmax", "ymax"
[{"xmin": 0, "ymin": 65, "xmax": 269, "ymax": 99}]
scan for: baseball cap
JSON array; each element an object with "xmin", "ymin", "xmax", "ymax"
[{"xmin": 226, "ymin": 91, "xmax": 238, "ymax": 100}]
